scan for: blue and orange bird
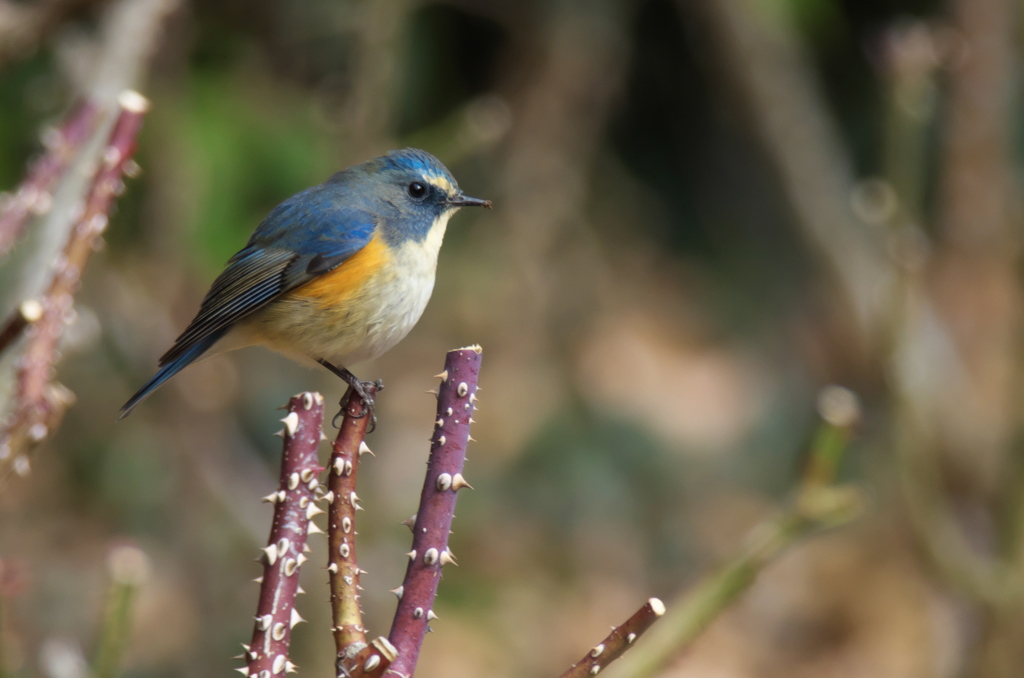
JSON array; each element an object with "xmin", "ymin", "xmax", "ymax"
[{"xmin": 119, "ymin": 148, "xmax": 490, "ymax": 422}]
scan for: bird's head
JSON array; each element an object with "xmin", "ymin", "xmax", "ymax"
[{"xmin": 343, "ymin": 148, "xmax": 490, "ymax": 244}]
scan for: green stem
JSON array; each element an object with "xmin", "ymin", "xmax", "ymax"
[{"xmin": 91, "ymin": 581, "xmax": 137, "ymax": 678}]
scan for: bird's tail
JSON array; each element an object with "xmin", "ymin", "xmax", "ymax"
[{"xmin": 119, "ymin": 332, "xmax": 222, "ymax": 419}]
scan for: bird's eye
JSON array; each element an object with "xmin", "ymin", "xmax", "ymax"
[{"xmin": 408, "ymin": 181, "xmax": 427, "ymax": 199}]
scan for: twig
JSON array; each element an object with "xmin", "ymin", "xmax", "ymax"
[
  {"xmin": 91, "ymin": 544, "xmax": 150, "ymax": 678},
  {"xmin": 558, "ymin": 598, "xmax": 666, "ymax": 678},
  {"xmin": 327, "ymin": 386, "xmax": 376, "ymax": 670},
  {"xmin": 242, "ymin": 392, "xmax": 325, "ymax": 677},
  {"xmin": 0, "ymin": 99, "xmax": 102, "ymax": 257},
  {"xmin": 384, "ymin": 346, "xmax": 482, "ymax": 677},
  {"xmin": 602, "ymin": 387, "xmax": 863, "ymax": 678},
  {"xmin": 0, "ymin": 91, "xmax": 146, "ymax": 478},
  {"xmin": 0, "ymin": 301, "xmax": 43, "ymax": 357},
  {"xmin": 0, "ymin": 91, "xmax": 147, "ymax": 481}
]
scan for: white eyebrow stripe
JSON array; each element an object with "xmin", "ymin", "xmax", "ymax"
[{"xmin": 425, "ymin": 175, "xmax": 455, "ymax": 195}]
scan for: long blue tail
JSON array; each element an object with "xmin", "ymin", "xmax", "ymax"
[{"xmin": 119, "ymin": 331, "xmax": 224, "ymax": 419}]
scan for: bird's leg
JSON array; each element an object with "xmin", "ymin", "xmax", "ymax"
[{"xmin": 318, "ymin": 359, "xmax": 383, "ymax": 432}]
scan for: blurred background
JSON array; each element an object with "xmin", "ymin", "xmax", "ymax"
[{"xmin": 1, "ymin": 0, "xmax": 1022, "ymax": 676}]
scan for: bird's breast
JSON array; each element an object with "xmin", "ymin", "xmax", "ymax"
[{"xmin": 244, "ymin": 216, "xmax": 450, "ymax": 366}]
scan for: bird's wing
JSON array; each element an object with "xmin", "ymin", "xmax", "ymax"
[{"xmin": 158, "ymin": 189, "xmax": 377, "ymax": 367}]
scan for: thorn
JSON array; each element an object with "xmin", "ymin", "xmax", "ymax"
[
  {"xmin": 333, "ymin": 458, "xmax": 345, "ymax": 475},
  {"xmin": 296, "ymin": 553, "xmax": 309, "ymax": 566},
  {"xmin": 469, "ymin": 417, "xmax": 476, "ymax": 424},
  {"xmin": 437, "ymin": 435, "xmax": 446, "ymax": 446},
  {"xmin": 261, "ymin": 544, "xmax": 279, "ymax": 566},
  {"xmin": 272, "ymin": 429, "xmax": 285, "ymax": 438},
  {"xmin": 328, "ymin": 562, "xmax": 339, "ymax": 574},
  {"xmin": 286, "ymin": 661, "xmax": 298, "ymax": 674},
  {"xmin": 359, "ymin": 441, "xmax": 373, "ymax": 456},
  {"xmin": 364, "ymin": 655, "xmax": 381, "ymax": 672},
  {"xmin": 402, "ymin": 514, "xmax": 417, "ymax": 530},
  {"xmin": 426, "ymin": 609, "xmax": 439, "ymax": 621},
  {"xmin": 297, "ymin": 585, "xmax": 305, "ymax": 594},
  {"xmin": 288, "ymin": 472, "xmax": 300, "ymax": 490},
  {"xmin": 439, "ymin": 549, "xmax": 457, "ymax": 567},
  {"xmin": 406, "ymin": 549, "xmax": 417, "ymax": 562},
  {"xmin": 272, "ymin": 654, "xmax": 286, "ymax": 674},
  {"xmin": 390, "ymin": 585, "xmax": 404, "ymax": 600},
  {"xmin": 590, "ymin": 644, "xmax": 605, "ymax": 657},
  {"xmin": 253, "ymin": 576, "xmax": 263, "ymax": 584},
  {"xmin": 426, "ymin": 388, "xmax": 439, "ymax": 397},
  {"xmin": 235, "ymin": 668, "xmax": 249, "ymax": 675},
  {"xmin": 290, "ymin": 608, "xmax": 306, "ymax": 629},
  {"xmin": 262, "ymin": 492, "xmax": 281, "ymax": 504},
  {"xmin": 451, "ymin": 473, "xmax": 473, "ymax": 491},
  {"xmin": 320, "ymin": 430, "xmax": 329, "ymax": 441},
  {"xmin": 257, "ymin": 614, "xmax": 272, "ymax": 630},
  {"xmin": 434, "ymin": 370, "xmax": 448, "ymax": 380},
  {"xmin": 468, "ymin": 435, "xmax": 477, "ymax": 442},
  {"xmin": 308, "ymin": 521, "xmax": 324, "ymax": 534},
  {"xmin": 306, "ymin": 503, "xmax": 324, "ymax": 519},
  {"xmin": 321, "ymin": 490, "xmax": 335, "ymax": 503},
  {"xmin": 280, "ymin": 412, "xmax": 299, "ymax": 436}
]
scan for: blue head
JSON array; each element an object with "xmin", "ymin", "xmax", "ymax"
[{"xmin": 329, "ymin": 148, "xmax": 490, "ymax": 244}]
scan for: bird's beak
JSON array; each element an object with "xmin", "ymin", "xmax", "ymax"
[{"xmin": 447, "ymin": 194, "xmax": 492, "ymax": 209}]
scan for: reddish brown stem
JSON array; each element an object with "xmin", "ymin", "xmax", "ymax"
[
  {"xmin": 0, "ymin": 99, "xmax": 102, "ymax": 257},
  {"xmin": 385, "ymin": 346, "xmax": 482, "ymax": 677},
  {"xmin": 0, "ymin": 91, "xmax": 147, "ymax": 480},
  {"xmin": 327, "ymin": 385, "xmax": 376, "ymax": 669},
  {"xmin": 0, "ymin": 301, "xmax": 43, "ymax": 356},
  {"xmin": 558, "ymin": 598, "xmax": 666, "ymax": 678},
  {"xmin": 243, "ymin": 392, "xmax": 325, "ymax": 677}
]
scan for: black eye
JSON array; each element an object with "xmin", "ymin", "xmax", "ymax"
[{"xmin": 408, "ymin": 181, "xmax": 427, "ymax": 199}]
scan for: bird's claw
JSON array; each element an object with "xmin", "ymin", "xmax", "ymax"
[{"xmin": 332, "ymin": 379, "xmax": 384, "ymax": 432}]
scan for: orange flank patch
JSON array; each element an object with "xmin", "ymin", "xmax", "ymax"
[{"xmin": 291, "ymin": 235, "xmax": 391, "ymax": 307}]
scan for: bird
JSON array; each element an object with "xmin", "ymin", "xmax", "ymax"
[{"xmin": 119, "ymin": 148, "xmax": 490, "ymax": 423}]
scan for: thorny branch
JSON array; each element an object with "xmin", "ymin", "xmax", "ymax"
[
  {"xmin": 558, "ymin": 598, "xmax": 666, "ymax": 678},
  {"xmin": 241, "ymin": 392, "xmax": 325, "ymax": 678},
  {"xmin": 0, "ymin": 90, "xmax": 148, "ymax": 481},
  {"xmin": 384, "ymin": 346, "xmax": 481, "ymax": 677},
  {"xmin": 0, "ymin": 99, "xmax": 102, "ymax": 257},
  {"xmin": 327, "ymin": 385, "xmax": 380, "ymax": 673}
]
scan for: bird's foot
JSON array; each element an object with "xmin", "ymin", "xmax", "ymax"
[
  {"xmin": 336, "ymin": 378, "xmax": 384, "ymax": 432},
  {"xmin": 318, "ymin": 359, "xmax": 383, "ymax": 432}
]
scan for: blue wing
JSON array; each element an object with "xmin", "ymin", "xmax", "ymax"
[{"xmin": 119, "ymin": 183, "xmax": 377, "ymax": 417}]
